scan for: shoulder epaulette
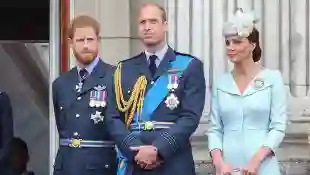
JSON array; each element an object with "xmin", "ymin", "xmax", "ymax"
[
  {"xmin": 118, "ymin": 52, "xmax": 144, "ymax": 64},
  {"xmin": 174, "ymin": 51, "xmax": 196, "ymax": 59}
]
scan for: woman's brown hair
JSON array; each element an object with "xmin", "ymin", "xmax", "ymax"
[{"xmin": 247, "ymin": 28, "xmax": 262, "ymax": 62}]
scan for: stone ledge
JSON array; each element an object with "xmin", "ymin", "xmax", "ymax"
[
  {"xmin": 190, "ymin": 134, "xmax": 309, "ymax": 145},
  {"xmin": 192, "ymin": 142, "xmax": 310, "ymax": 165},
  {"xmin": 194, "ymin": 117, "xmax": 310, "ymax": 141},
  {"xmin": 289, "ymin": 116, "xmax": 310, "ymax": 123},
  {"xmin": 194, "ymin": 159, "xmax": 310, "ymax": 175},
  {"xmin": 197, "ymin": 115, "xmax": 310, "ymax": 126}
]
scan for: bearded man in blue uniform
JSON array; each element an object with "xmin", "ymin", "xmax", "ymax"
[{"xmin": 52, "ymin": 15, "xmax": 116, "ymax": 175}]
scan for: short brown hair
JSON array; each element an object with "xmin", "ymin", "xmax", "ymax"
[
  {"xmin": 247, "ymin": 28, "xmax": 262, "ymax": 62},
  {"xmin": 68, "ymin": 15, "xmax": 100, "ymax": 39},
  {"xmin": 141, "ymin": 3, "xmax": 167, "ymax": 22}
]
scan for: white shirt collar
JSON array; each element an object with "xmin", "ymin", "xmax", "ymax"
[{"xmin": 144, "ymin": 44, "xmax": 168, "ymax": 64}]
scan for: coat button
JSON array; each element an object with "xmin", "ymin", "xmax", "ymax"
[
  {"xmin": 76, "ymin": 114, "xmax": 80, "ymax": 118},
  {"xmin": 77, "ymin": 97, "xmax": 81, "ymax": 100},
  {"xmin": 151, "ymin": 81, "xmax": 154, "ymax": 84},
  {"xmin": 60, "ymin": 106, "xmax": 63, "ymax": 110},
  {"xmin": 105, "ymin": 164, "xmax": 109, "ymax": 168}
]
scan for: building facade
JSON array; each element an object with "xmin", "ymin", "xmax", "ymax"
[{"xmin": 49, "ymin": 0, "xmax": 310, "ymax": 174}]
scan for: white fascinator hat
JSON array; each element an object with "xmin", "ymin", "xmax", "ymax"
[{"xmin": 223, "ymin": 8, "xmax": 259, "ymax": 38}]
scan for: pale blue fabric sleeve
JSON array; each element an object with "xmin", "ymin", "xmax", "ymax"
[
  {"xmin": 263, "ymin": 70, "xmax": 287, "ymax": 152},
  {"xmin": 208, "ymin": 81, "xmax": 224, "ymax": 151}
]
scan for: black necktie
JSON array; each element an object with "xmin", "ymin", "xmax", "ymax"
[
  {"xmin": 149, "ymin": 55, "xmax": 157, "ymax": 76},
  {"xmin": 79, "ymin": 69, "xmax": 88, "ymax": 83}
]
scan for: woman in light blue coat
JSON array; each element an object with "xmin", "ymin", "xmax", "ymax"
[{"xmin": 208, "ymin": 9, "xmax": 287, "ymax": 175}]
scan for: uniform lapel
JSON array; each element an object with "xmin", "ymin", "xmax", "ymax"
[
  {"xmin": 68, "ymin": 67, "xmax": 80, "ymax": 95},
  {"xmin": 61, "ymin": 67, "xmax": 81, "ymax": 107},
  {"xmin": 80, "ymin": 59, "xmax": 108, "ymax": 94},
  {"xmin": 153, "ymin": 47, "xmax": 176, "ymax": 80},
  {"xmin": 135, "ymin": 52, "xmax": 153, "ymax": 81},
  {"xmin": 132, "ymin": 47, "xmax": 176, "ymax": 93}
]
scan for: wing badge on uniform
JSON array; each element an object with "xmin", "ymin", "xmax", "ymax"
[{"xmin": 94, "ymin": 85, "xmax": 106, "ymax": 91}]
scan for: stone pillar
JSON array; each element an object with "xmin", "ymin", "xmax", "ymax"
[
  {"xmin": 290, "ymin": 0, "xmax": 309, "ymax": 96},
  {"xmin": 69, "ymin": 0, "xmax": 75, "ymax": 69},
  {"xmin": 49, "ymin": 0, "xmax": 60, "ymax": 174},
  {"xmin": 166, "ymin": 0, "xmax": 310, "ymax": 108},
  {"xmin": 71, "ymin": 0, "xmax": 131, "ymax": 66}
]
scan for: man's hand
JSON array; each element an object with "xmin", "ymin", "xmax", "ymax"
[
  {"xmin": 130, "ymin": 145, "xmax": 162, "ymax": 169},
  {"xmin": 144, "ymin": 161, "xmax": 161, "ymax": 170}
]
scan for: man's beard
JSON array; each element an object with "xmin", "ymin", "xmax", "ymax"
[{"xmin": 74, "ymin": 51, "xmax": 96, "ymax": 65}]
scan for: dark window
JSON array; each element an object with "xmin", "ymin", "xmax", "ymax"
[{"xmin": 0, "ymin": 0, "xmax": 49, "ymax": 42}]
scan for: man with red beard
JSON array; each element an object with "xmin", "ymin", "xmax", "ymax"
[{"xmin": 52, "ymin": 15, "xmax": 116, "ymax": 175}]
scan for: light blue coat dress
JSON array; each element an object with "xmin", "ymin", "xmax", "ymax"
[{"xmin": 208, "ymin": 69, "xmax": 287, "ymax": 175}]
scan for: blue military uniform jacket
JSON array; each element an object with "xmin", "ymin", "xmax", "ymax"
[
  {"xmin": 52, "ymin": 59, "xmax": 117, "ymax": 175},
  {"xmin": 0, "ymin": 92, "xmax": 14, "ymax": 173},
  {"xmin": 106, "ymin": 47, "xmax": 206, "ymax": 175}
]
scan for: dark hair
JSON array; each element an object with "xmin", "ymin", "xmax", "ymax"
[
  {"xmin": 8, "ymin": 137, "xmax": 29, "ymax": 172},
  {"xmin": 247, "ymin": 28, "xmax": 262, "ymax": 62},
  {"xmin": 8, "ymin": 137, "xmax": 29, "ymax": 155}
]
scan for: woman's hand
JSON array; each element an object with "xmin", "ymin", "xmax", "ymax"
[
  {"xmin": 241, "ymin": 158, "xmax": 260, "ymax": 175},
  {"xmin": 214, "ymin": 161, "xmax": 233, "ymax": 175}
]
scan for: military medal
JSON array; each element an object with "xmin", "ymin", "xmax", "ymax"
[
  {"xmin": 89, "ymin": 90, "xmax": 106, "ymax": 108},
  {"xmin": 89, "ymin": 90, "xmax": 96, "ymax": 107},
  {"xmin": 167, "ymin": 74, "xmax": 179, "ymax": 90},
  {"xmin": 166, "ymin": 73, "xmax": 180, "ymax": 110},
  {"xmin": 90, "ymin": 111, "xmax": 104, "ymax": 124},
  {"xmin": 253, "ymin": 78, "xmax": 264, "ymax": 90},
  {"xmin": 75, "ymin": 82, "xmax": 83, "ymax": 93},
  {"xmin": 165, "ymin": 93, "xmax": 179, "ymax": 110}
]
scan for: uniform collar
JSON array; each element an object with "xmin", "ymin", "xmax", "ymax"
[
  {"xmin": 77, "ymin": 56, "xmax": 100, "ymax": 75},
  {"xmin": 144, "ymin": 43, "xmax": 168, "ymax": 63}
]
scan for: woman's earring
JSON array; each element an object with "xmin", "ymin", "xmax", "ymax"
[{"xmin": 252, "ymin": 43, "xmax": 256, "ymax": 50}]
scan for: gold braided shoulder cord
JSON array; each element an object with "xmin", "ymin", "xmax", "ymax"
[{"xmin": 114, "ymin": 63, "xmax": 147, "ymax": 128}]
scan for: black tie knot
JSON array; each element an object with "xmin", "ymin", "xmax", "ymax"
[
  {"xmin": 79, "ymin": 69, "xmax": 88, "ymax": 82},
  {"xmin": 149, "ymin": 55, "xmax": 157, "ymax": 63},
  {"xmin": 149, "ymin": 55, "xmax": 157, "ymax": 76}
]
